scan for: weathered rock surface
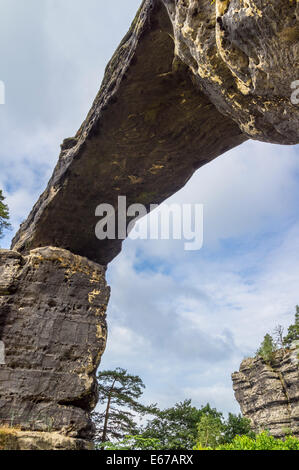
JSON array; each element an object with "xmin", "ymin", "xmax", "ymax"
[
  {"xmin": 232, "ymin": 346, "xmax": 299, "ymax": 438},
  {"xmin": 164, "ymin": 0, "xmax": 299, "ymax": 144},
  {"xmin": 0, "ymin": 428, "xmax": 94, "ymax": 451},
  {"xmin": 0, "ymin": 248, "xmax": 110, "ymax": 442}
]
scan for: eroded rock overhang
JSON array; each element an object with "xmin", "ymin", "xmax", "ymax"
[
  {"xmin": 10, "ymin": 0, "xmax": 299, "ymax": 266},
  {"xmin": 164, "ymin": 0, "xmax": 299, "ymax": 144}
]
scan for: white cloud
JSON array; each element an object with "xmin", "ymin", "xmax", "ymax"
[{"xmin": 102, "ymin": 141, "xmax": 299, "ymax": 414}]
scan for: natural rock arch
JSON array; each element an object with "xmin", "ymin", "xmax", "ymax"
[{"xmin": 0, "ymin": 0, "xmax": 298, "ymax": 449}]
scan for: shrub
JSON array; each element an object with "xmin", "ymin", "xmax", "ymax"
[
  {"xmin": 256, "ymin": 334, "xmax": 277, "ymax": 364},
  {"xmin": 194, "ymin": 432, "xmax": 299, "ymax": 450}
]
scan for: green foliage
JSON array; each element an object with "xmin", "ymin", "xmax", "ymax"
[
  {"xmin": 0, "ymin": 189, "xmax": 11, "ymax": 240},
  {"xmin": 256, "ymin": 333, "xmax": 277, "ymax": 364},
  {"xmin": 196, "ymin": 414, "xmax": 223, "ymax": 449},
  {"xmin": 283, "ymin": 306, "xmax": 299, "ymax": 348},
  {"xmin": 257, "ymin": 307, "xmax": 299, "ymax": 359},
  {"xmin": 93, "ymin": 370, "xmax": 257, "ymax": 451},
  {"xmin": 98, "ymin": 435, "xmax": 164, "ymax": 451},
  {"xmin": 92, "ymin": 368, "xmax": 154, "ymax": 444},
  {"xmin": 221, "ymin": 413, "xmax": 254, "ymax": 444},
  {"xmin": 100, "ymin": 431, "xmax": 299, "ymax": 452},
  {"xmin": 97, "ymin": 396, "xmax": 255, "ymax": 451},
  {"xmin": 210, "ymin": 432, "xmax": 299, "ymax": 450},
  {"xmin": 194, "ymin": 413, "xmax": 254, "ymax": 449},
  {"xmin": 141, "ymin": 400, "xmax": 223, "ymax": 450},
  {"xmin": 141, "ymin": 400, "xmax": 253, "ymax": 450}
]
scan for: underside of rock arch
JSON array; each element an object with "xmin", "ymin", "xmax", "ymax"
[{"xmin": 0, "ymin": 0, "xmax": 298, "ymax": 449}]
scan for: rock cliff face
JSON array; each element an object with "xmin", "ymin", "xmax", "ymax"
[
  {"xmin": 232, "ymin": 346, "xmax": 299, "ymax": 438},
  {"xmin": 164, "ymin": 0, "xmax": 299, "ymax": 144},
  {"xmin": 0, "ymin": 248, "xmax": 110, "ymax": 446},
  {"xmin": 1, "ymin": 0, "xmax": 299, "ymax": 449}
]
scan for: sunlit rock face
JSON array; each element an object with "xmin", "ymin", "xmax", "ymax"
[
  {"xmin": 163, "ymin": 0, "xmax": 299, "ymax": 144},
  {"xmin": 232, "ymin": 347, "xmax": 299, "ymax": 438}
]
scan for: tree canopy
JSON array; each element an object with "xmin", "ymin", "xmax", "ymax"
[
  {"xmin": 0, "ymin": 189, "xmax": 11, "ymax": 240},
  {"xmin": 283, "ymin": 306, "xmax": 299, "ymax": 348},
  {"xmin": 141, "ymin": 399, "xmax": 215, "ymax": 450},
  {"xmin": 256, "ymin": 306, "xmax": 299, "ymax": 363},
  {"xmin": 92, "ymin": 368, "xmax": 154, "ymax": 444},
  {"xmin": 141, "ymin": 399, "xmax": 252, "ymax": 450},
  {"xmin": 256, "ymin": 333, "xmax": 277, "ymax": 363}
]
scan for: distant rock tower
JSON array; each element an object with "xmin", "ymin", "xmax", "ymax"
[{"xmin": 232, "ymin": 345, "xmax": 299, "ymax": 438}]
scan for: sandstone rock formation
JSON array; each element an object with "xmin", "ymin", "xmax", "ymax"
[
  {"xmin": 1, "ymin": 0, "xmax": 299, "ymax": 449},
  {"xmin": 11, "ymin": 0, "xmax": 247, "ymax": 265},
  {"xmin": 0, "ymin": 428, "xmax": 93, "ymax": 451},
  {"xmin": 232, "ymin": 346, "xmax": 299, "ymax": 438},
  {"xmin": 0, "ymin": 248, "xmax": 109, "ymax": 446},
  {"xmin": 11, "ymin": 0, "xmax": 299, "ymax": 266},
  {"xmin": 164, "ymin": 0, "xmax": 299, "ymax": 144}
]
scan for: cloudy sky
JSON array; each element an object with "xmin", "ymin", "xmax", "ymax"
[{"xmin": 1, "ymin": 0, "xmax": 298, "ymax": 416}]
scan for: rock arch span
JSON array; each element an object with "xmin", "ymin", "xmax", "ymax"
[{"xmin": 0, "ymin": 0, "xmax": 298, "ymax": 449}]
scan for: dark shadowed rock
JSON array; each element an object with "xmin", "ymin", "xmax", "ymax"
[{"xmin": 0, "ymin": 248, "xmax": 110, "ymax": 441}]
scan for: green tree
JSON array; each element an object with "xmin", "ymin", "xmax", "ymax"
[
  {"xmin": 0, "ymin": 189, "xmax": 11, "ymax": 240},
  {"xmin": 221, "ymin": 413, "xmax": 254, "ymax": 444},
  {"xmin": 283, "ymin": 306, "xmax": 299, "ymax": 348},
  {"xmin": 142, "ymin": 400, "xmax": 223, "ymax": 450},
  {"xmin": 92, "ymin": 368, "xmax": 153, "ymax": 444},
  {"xmin": 256, "ymin": 333, "xmax": 277, "ymax": 363},
  {"xmin": 196, "ymin": 413, "xmax": 223, "ymax": 449}
]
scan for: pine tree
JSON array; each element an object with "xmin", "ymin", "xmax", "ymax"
[
  {"xmin": 283, "ymin": 306, "xmax": 299, "ymax": 348},
  {"xmin": 256, "ymin": 333, "xmax": 277, "ymax": 364},
  {"xmin": 92, "ymin": 368, "xmax": 152, "ymax": 444},
  {"xmin": 196, "ymin": 413, "xmax": 223, "ymax": 449},
  {"xmin": 0, "ymin": 189, "xmax": 11, "ymax": 239},
  {"xmin": 142, "ymin": 400, "xmax": 223, "ymax": 450}
]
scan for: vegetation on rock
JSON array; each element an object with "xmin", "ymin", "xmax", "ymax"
[
  {"xmin": 0, "ymin": 426, "xmax": 19, "ymax": 451},
  {"xmin": 256, "ymin": 306, "xmax": 299, "ymax": 363},
  {"xmin": 0, "ymin": 189, "xmax": 11, "ymax": 241},
  {"xmin": 283, "ymin": 306, "xmax": 299, "ymax": 349},
  {"xmin": 256, "ymin": 333, "xmax": 277, "ymax": 364}
]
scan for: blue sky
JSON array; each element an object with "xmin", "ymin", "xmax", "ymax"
[{"xmin": 1, "ymin": 0, "xmax": 299, "ymax": 415}]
